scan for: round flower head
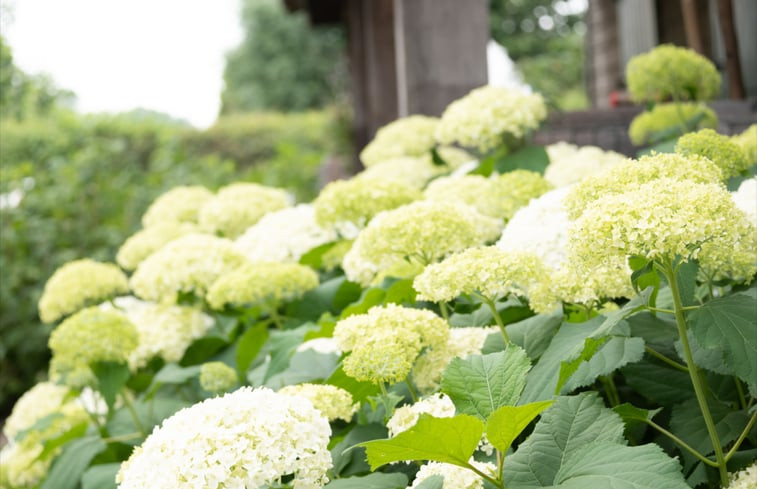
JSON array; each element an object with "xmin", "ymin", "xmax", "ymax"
[
  {"xmin": 358, "ymin": 147, "xmax": 475, "ymax": 189},
  {"xmin": 410, "ymin": 461, "xmax": 497, "ymax": 489},
  {"xmin": 116, "ymin": 222, "xmax": 198, "ymax": 271},
  {"xmin": 38, "ymin": 259, "xmax": 129, "ymax": 323},
  {"xmin": 413, "ymin": 246, "xmax": 555, "ymax": 313},
  {"xmin": 49, "ymin": 307, "xmax": 139, "ymax": 388},
  {"xmin": 278, "ymin": 384, "xmax": 358, "ymax": 422},
  {"xmin": 387, "ymin": 393, "xmax": 456, "ymax": 437},
  {"xmin": 725, "ymin": 461, "xmax": 757, "ymax": 489},
  {"xmin": 342, "ymin": 201, "xmax": 503, "ymax": 286},
  {"xmin": 544, "ymin": 144, "xmax": 627, "ymax": 188},
  {"xmin": 234, "ymin": 204, "xmax": 337, "ymax": 263},
  {"xmin": 628, "ymin": 102, "xmax": 717, "ymax": 146},
  {"xmin": 198, "ymin": 182, "xmax": 292, "ymax": 238},
  {"xmin": 313, "ymin": 177, "xmax": 421, "ymax": 238},
  {"xmin": 102, "ymin": 296, "xmax": 214, "ymax": 369},
  {"xmin": 676, "ymin": 128, "xmax": 749, "ymax": 179},
  {"xmin": 116, "ymin": 387, "xmax": 332, "ymax": 489},
  {"xmin": 1, "ymin": 382, "xmax": 89, "ymax": 489},
  {"xmin": 360, "ymin": 115, "xmax": 439, "ymax": 167},
  {"xmin": 424, "ymin": 175, "xmax": 511, "ymax": 219},
  {"xmin": 564, "ymin": 152, "xmax": 723, "ymax": 220},
  {"xmin": 206, "ymin": 262, "xmax": 319, "ymax": 311},
  {"xmin": 130, "ymin": 233, "xmax": 249, "ymax": 303},
  {"xmin": 199, "ymin": 362, "xmax": 237, "ymax": 394},
  {"xmin": 549, "ymin": 256, "xmax": 634, "ymax": 306},
  {"xmin": 333, "ymin": 304, "xmax": 449, "ymax": 384},
  {"xmin": 435, "ymin": 86, "xmax": 547, "ymax": 153},
  {"xmin": 141, "ymin": 185, "xmax": 213, "ymax": 228},
  {"xmin": 568, "ymin": 178, "xmax": 757, "ymax": 283},
  {"xmin": 732, "ymin": 177, "xmax": 757, "ymax": 227},
  {"xmin": 626, "ymin": 44, "xmax": 721, "ymax": 103},
  {"xmin": 495, "ymin": 170, "xmax": 552, "ymax": 219},
  {"xmin": 413, "ymin": 327, "xmax": 497, "ymax": 393},
  {"xmin": 732, "ymin": 124, "xmax": 757, "ymax": 165}
]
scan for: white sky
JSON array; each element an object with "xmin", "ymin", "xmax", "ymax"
[{"xmin": 2, "ymin": 0, "xmax": 243, "ymax": 127}]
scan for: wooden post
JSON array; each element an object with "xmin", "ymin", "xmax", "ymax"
[
  {"xmin": 587, "ymin": 0, "xmax": 620, "ymax": 108},
  {"xmin": 716, "ymin": 0, "xmax": 746, "ymax": 99},
  {"xmin": 680, "ymin": 0, "xmax": 706, "ymax": 54}
]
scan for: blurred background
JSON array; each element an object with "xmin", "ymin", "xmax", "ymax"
[{"xmin": 0, "ymin": 0, "xmax": 755, "ymax": 417}]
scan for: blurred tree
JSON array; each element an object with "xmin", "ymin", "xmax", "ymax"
[
  {"xmin": 490, "ymin": 0, "xmax": 589, "ymax": 109},
  {"xmin": 221, "ymin": 0, "xmax": 346, "ymax": 113}
]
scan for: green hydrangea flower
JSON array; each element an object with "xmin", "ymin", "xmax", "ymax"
[
  {"xmin": 731, "ymin": 124, "xmax": 757, "ymax": 165},
  {"xmin": 206, "ymin": 262, "xmax": 319, "ymax": 311},
  {"xmin": 628, "ymin": 103, "xmax": 717, "ymax": 146},
  {"xmin": 38, "ymin": 259, "xmax": 129, "ymax": 324},
  {"xmin": 116, "ymin": 222, "xmax": 198, "ymax": 271},
  {"xmin": 626, "ymin": 44, "xmax": 721, "ymax": 103},
  {"xmin": 360, "ymin": 115, "xmax": 439, "ymax": 167},
  {"xmin": 49, "ymin": 307, "xmax": 139, "ymax": 388},
  {"xmin": 676, "ymin": 128, "xmax": 749, "ymax": 179},
  {"xmin": 313, "ymin": 177, "xmax": 422, "ymax": 238},
  {"xmin": 357, "ymin": 147, "xmax": 475, "ymax": 189},
  {"xmin": 142, "ymin": 185, "xmax": 214, "ymax": 228},
  {"xmin": 199, "ymin": 362, "xmax": 237, "ymax": 394},
  {"xmin": 564, "ymin": 152, "xmax": 723, "ymax": 220},
  {"xmin": 424, "ymin": 175, "xmax": 512, "ymax": 219},
  {"xmin": 278, "ymin": 384, "xmax": 358, "ymax": 422},
  {"xmin": 198, "ymin": 182, "xmax": 292, "ymax": 238},
  {"xmin": 496, "ymin": 170, "xmax": 552, "ymax": 219},
  {"xmin": 435, "ymin": 86, "xmax": 546, "ymax": 153}
]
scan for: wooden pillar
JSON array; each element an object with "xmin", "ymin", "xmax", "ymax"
[
  {"xmin": 587, "ymin": 0, "xmax": 621, "ymax": 108},
  {"xmin": 392, "ymin": 0, "xmax": 489, "ymax": 117}
]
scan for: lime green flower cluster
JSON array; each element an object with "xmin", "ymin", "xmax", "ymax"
[
  {"xmin": 38, "ymin": 259, "xmax": 129, "ymax": 323},
  {"xmin": 342, "ymin": 201, "xmax": 503, "ymax": 285},
  {"xmin": 0, "ymin": 382, "xmax": 89, "ymax": 489},
  {"xmin": 358, "ymin": 147, "xmax": 474, "ymax": 189},
  {"xmin": 130, "ymin": 234, "xmax": 249, "ymax": 303},
  {"xmin": 116, "ymin": 222, "xmax": 198, "ymax": 271},
  {"xmin": 49, "ymin": 307, "xmax": 139, "ymax": 388},
  {"xmin": 199, "ymin": 182, "xmax": 292, "ymax": 238},
  {"xmin": 731, "ymin": 124, "xmax": 757, "ymax": 165},
  {"xmin": 313, "ymin": 177, "xmax": 422, "ymax": 238},
  {"xmin": 550, "ymin": 257, "xmax": 634, "ymax": 306},
  {"xmin": 206, "ymin": 262, "xmax": 319, "ymax": 310},
  {"xmin": 413, "ymin": 326, "xmax": 497, "ymax": 393},
  {"xmin": 199, "ymin": 361, "xmax": 237, "ymax": 394},
  {"xmin": 676, "ymin": 129, "xmax": 749, "ymax": 179},
  {"xmin": 359, "ymin": 115, "xmax": 439, "ymax": 167},
  {"xmin": 496, "ymin": 170, "xmax": 552, "ymax": 219},
  {"xmin": 564, "ymin": 153, "xmax": 723, "ymax": 219},
  {"xmin": 626, "ymin": 44, "xmax": 721, "ymax": 103},
  {"xmin": 424, "ymin": 175, "xmax": 512, "ymax": 219},
  {"xmin": 278, "ymin": 383, "xmax": 358, "ymax": 422},
  {"xmin": 413, "ymin": 246, "xmax": 555, "ymax": 313},
  {"xmin": 142, "ymin": 185, "xmax": 214, "ymax": 227},
  {"xmin": 333, "ymin": 304, "xmax": 449, "ymax": 384},
  {"xmin": 544, "ymin": 144, "xmax": 627, "ymax": 187},
  {"xmin": 628, "ymin": 103, "xmax": 717, "ymax": 146},
  {"xmin": 568, "ymin": 178, "xmax": 757, "ymax": 283},
  {"xmin": 435, "ymin": 86, "xmax": 547, "ymax": 153}
]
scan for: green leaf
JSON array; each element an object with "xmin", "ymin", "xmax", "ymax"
[
  {"xmin": 299, "ymin": 241, "xmax": 338, "ymax": 269},
  {"xmin": 37, "ymin": 421, "xmax": 89, "ymax": 461},
  {"xmin": 287, "ymin": 276, "xmax": 357, "ymax": 320},
  {"xmin": 180, "ymin": 337, "xmax": 228, "ymax": 366},
  {"xmin": 505, "ymin": 310, "xmax": 564, "ymax": 360},
  {"xmin": 612, "ymin": 403, "xmax": 662, "ymax": 443},
  {"xmin": 265, "ymin": 350, "xmax": 339, "ymax": 389},
  {"xmin": 81, "ymin": 463, "xmax": 120, "ymax": 489},
  {"xmin": 15, "ymin": 413, "xmax": 64, "ymax": 442},
  {"xmin": 556, "ymin": 337, "xmax": 608, "ymax": 394},
  {"xmin": 689, "ymin": 291, "xmax": 757, "ymax": 393},
  {"xmin": 106, "ymin": 397, "xmax": 189, "ymax": 444},
  {"xmin": 674, "ymin": 330, "xmax": 732, "ymax": 375},
  {"xmin": 340, "ymin": 288, "xmax": 385, "ymax": 318},
  {"xmin": 235, "ymin": 321, "xmax": 269, "ymax": 376},
  {"xmin": 263, "ymin": 324, "xmax": 318, "ymax": 382},
  {"xmin": 670, "ymin": 398, "xmax": 751, "ymax": 463},
  {"xmin": 503, "ymin": 393, "xmax": 626, "ymax": 487},
  {"xmin": 384, "ymin": 278, "xmax": 417, "ymax": 305},
  {"xmin": 152, "ymin": 363, "xmax": 201, "ymax": 385},
  {"xmin": 486, "ymin": 401, "xmax": 553, "ymax": 453},
  {"xmin": 551, "ymin": 442, "xmax": 689, "ymax": 488},
  {"xmin": 330, "ymin": 423, "xmax": 387, "ymax": 476},
  {"xmin": 327, "ymin": 363, "xmax": 380, "ymax": 403},
  {"xmin": 413, "ymin": 475, "xmax": 445, "ymax": 489},
  {"xmin": 360, "ymin": 414, "xmax": 484, "ymax": 470},
  {"xmin": 441, "ymin": 347, "xmax": 531, "ymax": 420},
  {"xmin": 563, "ymin": 336, "xmax": 644, "ymax": 393},
  {"xmin": 91, "ymin": 361, "xmax": 130, "ymax": 412},
  {"xmin": 430, "ymin": 147, "xmax": 447, "ymax": 167},
  {"xmin": 495, "ymin": 145, "xmax": 550, "ymax": 174},
  {"xmin": 589, "ymin": 288, "xmax": 652, "ymax": 340},
  {"xmin": 323, "ymin": 472, "xmax": 409, "ymax": 489},
  {"xmin": 621, "ymin": 360, "xmax": 694, "ymax": 406},
  {"xmin": 40, "ymin": 436, "xmax": 107, "ymax": 489}
]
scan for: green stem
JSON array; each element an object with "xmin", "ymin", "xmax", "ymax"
[
  {"xmin": 378, "ymin": 381, "xmax": 388, "ymax": 397},
  {"xmin": 483, "ymin": 297, "xmax": 509, "ymax": 344},
  {"xmin": 663, "ymin": 259, "xmax": 728, "ymax": 485},
  {"xmin": 269, "ymin": 308, "xmax": 284, "ymax": 329},
  {"xmin": 600, "ymin": 375, "xmax": 621, "ymax": 407},
  {"xmin": 645, "ymin": 346, "xmax": 689, "ymax": 373},
  {"xmin": 102, "ymin": 432, "xmax": 143, "ymax": 444},
  {"xmin": 405, "ymin": 375, "xmax": 419, "ymax": 403},
  {"xmin": 725, "ymin": 411, "xmax": 757, "ymax": 462},
  {"xmin": 497, "ymin": 449, "xmax": 505, "ymax": 481},
  {"xmin": 439, "ymin": 301, "xmax": 450, "ymax": 322},
  {"xmin": 734, "ymin": 377, "xmax": 747, "ymax": 410},
  {"xmin": 644, "ymin": 419, "xmax": 718, "ymax": 467},
  {"xmin": 465, "ymin": 462, "xmax": 502, "ymax": 488},
  {"xmin": 121, "ymin": 389, "xmax": 147, "ymax": 437},
  {"xmin": 646, "ymin": 306, "xmax": 675, "ymax": 314}
]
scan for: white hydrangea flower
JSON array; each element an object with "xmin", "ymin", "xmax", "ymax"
[
  {"xmin": 544, "ymin": 144, "xmax": 627, "ymax": 188},
  {"xmin": 296, "ymin": 337, "xmax": 342, "ymax": 355},
  {"xmin": 725, "ymin": 461, "xmax": 757, "ymax": 489},
  {"xmin": 410, "ymin": 460, "xmax": 497, "ymax": 489},
  {"xmin": 116, "ymin": 387, "xmax": 332, "ymax": 489},
  {"xmin": 731, "ymin": 177, "xmax": 757, "ymax": 227},
  {"xmin": 234, "ymin": 204, "xmax": 337, "ymax": 263},
  {"xmin": 386, "ymin": 393, "xmax": 456, "ymax": 437}
]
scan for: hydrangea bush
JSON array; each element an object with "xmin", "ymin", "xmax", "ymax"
[{"xmin": 3, "ymin": 46, "xmax": 756, "ymax": 489}]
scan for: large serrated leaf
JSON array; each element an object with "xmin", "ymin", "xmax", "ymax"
[
  {"xmin": 689, "ymin": 292, "xmax": 757, "ymax": 394},
  {"xmin": 486, "ymin": 401, "xmax": 553, "ymax": 453},
  {"xmin": 323, "ymin": 472, "xmax": 408, "ymax": 488},
  {"xmin": 330, "ymin": 423, "xmax": 387, "ymax": 476},
  {"xmin": 235, "ymin": 321, "xmax": 268, "ymax": 376},
  {"xmin": 91, "ymin": 361, "xmax": 130, "ymax": 412},
  {"xmin": 413, "ymin": 474, "xmax": 445, "ymax": 489},
  {"xmin": 40, "ymin": 436, "xmax": 107, "ymax": 489},
  {"xmin": 550, "ymin": 442, "xmax": 689, "ymax": 488},
  {"xmin": 562, "ymin": 336, "xmax": 644, "ymax": 392},
  {"xmin": 360, "ymin": 414, "xmax": 484, "ymax": 470},
  {"xmin": 441, "ymin": 347, "xmax": 531, "ymax": 419},
  {"xmin": 503, "ymin": 393, "xmax": 626, "ymax": 487},
  {"xmin": 81, "ymin": 463, "xmax": 120, "ymax": 489}
]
